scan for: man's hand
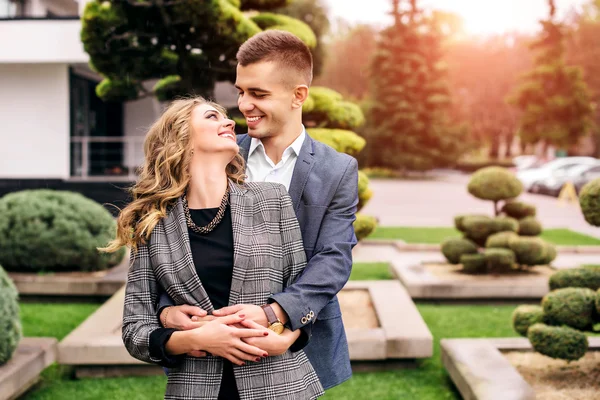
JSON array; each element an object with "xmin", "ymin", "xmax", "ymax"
[
  {"xmin": 160, "ymin": 305, "xmax": 208, "ymax": 330},
  {"xmin": 212, "ymin": 303, "xmax": 289, "ymax": 326},
  {"xmin": 212, "ymin": 304, "xmax": 269, "ymax": 327},
  {"xmin": 239, "ymin": 320, "xmax": 299, "ymax": 357}
]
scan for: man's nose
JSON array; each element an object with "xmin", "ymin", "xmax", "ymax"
[{"xmin": 238, "ymin": 94, "xmax": 254, "ymax": 113}]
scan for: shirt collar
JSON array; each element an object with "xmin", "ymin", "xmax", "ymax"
[{"xmin": 248, "ymin": 125, "xmax": 306, "ymax": 158}]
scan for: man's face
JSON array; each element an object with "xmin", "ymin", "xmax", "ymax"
[{"xmin": 235, "ymin": 61, "xmax": 296, "ymax": 139}]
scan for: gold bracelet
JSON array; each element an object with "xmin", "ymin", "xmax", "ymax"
[{"xmin": 162, "ymin": 307, "xmax": 171, "ymax": 328}]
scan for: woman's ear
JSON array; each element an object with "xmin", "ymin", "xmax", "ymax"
[{"xmin": 292, "ymin": 85, "xmax": 309, "ymax": 109}]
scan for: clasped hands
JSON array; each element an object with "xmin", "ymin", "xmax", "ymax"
[{"xmin": 161, "ymin": 304, "xmax": 298, "ymax": 366}]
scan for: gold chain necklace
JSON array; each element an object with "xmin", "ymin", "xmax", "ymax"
[{"xmin": 182, "ymin": 184, "xmax": 230, "ymax": 234}]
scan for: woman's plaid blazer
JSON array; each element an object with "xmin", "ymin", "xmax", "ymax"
[{"xmin": 122, "ymin": 181, "xmax": 324, "ymax": 399}]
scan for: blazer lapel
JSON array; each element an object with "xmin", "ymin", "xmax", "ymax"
[
  {"xmin": 237, "ymin": 134, "xmax": 252, "ymax": 162},
  {"xmin": 163, "ymin": 198, "xmax": 213, "ymax": 312},
  {"xmin": 288, "ymin": 135, "xmax": 315, "ymax": 212},
  {"xmin": 227, "ymin": 180, "xmax": 251, "ymax": 306}
]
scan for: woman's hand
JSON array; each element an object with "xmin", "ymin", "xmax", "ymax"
[
  {"xmin": 189, "ymin": 314, "xmax": 271, "ymax": 365},
  {"xmin": 239, "ymin": 320, "xmax": 300, "ymax": 357}
]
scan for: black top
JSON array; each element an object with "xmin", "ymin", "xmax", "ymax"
[{"xmin": 149, "ymin": 204, "xmax": 239, "ymax": 399}]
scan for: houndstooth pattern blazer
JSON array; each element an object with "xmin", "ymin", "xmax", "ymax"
[{"xmin": 122, "ymin": 181, "xmax": 324, "ymax": 400}]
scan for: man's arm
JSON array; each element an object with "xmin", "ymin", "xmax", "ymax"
[{"xmin": 269, "ymin": 157, "xmax": 358, "ymax": 333}]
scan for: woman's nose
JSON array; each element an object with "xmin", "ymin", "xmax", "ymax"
[{"xmin": 223, "ymin": 118, "xmax": 235, "ymax": 129}]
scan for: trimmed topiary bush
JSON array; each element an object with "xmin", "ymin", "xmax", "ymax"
[
  {"xmin": 354, "ymin": 214, "xmax": 377, "ymax": 241},
  {"xmin": 518, "ymin": 216, "xmax": 542, "ymax": 236},
  {"xmin": 508, "ymin": 236, "xmax": 550, "ymax": 266},
  {"xmin": 460, "ymin": 253, "xmax": 486, "ymax": 273},
  {"xmin": 483, "ymin": 248, "xmax": 516, "ymax": 272},
  {"xmin": 0, "ymin": 190, "xmax": 126, "ymax": 273},
  {"xmin": 467, "ymin": 167, "xmax": 523, "ymax": 215},
  {"xmin": 501, "ymin": 200, "xmax": 536, "ymax": 219},
  {"xmin": 528, "ymin": 323, "xmax": 588, "ymax": 361},
  {"xmin": 0, "ymin": 264, "xmax": 21, "ymax": 365},
  {"xmin": 441, "ymin": 238, "xmax": 479, "ymax": 264},
  {"xmin": 491, "ymin": 216, "xmax": 519, "ymax": 234},
  {"xmin": 512, "ymin": 305, "xmax": 544, "ymax": 337},
  {"xmin": 549, "ymin": 268, "xmax": 600, "ymax": 291},
  {"xmin": 462, "ymin": 215, "xmax": 495, "ymax": 245},
  {"xmin": 357, "ymin": 170, "xmax": 373, "ymax": 211},
  {"xmin": 542, "ymin": 287, "xmax": 596, "ymax": 330},
  {"xmin": 579, "ymin": 178, "xmax": 600, "ymax": 227},
  {"xmin": 486, "ymin": 231, "xmax": 519, "ymax": 249}
]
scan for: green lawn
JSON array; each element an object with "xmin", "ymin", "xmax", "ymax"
[
  {"xmin": 20, "ymin": 300, "xmax": 520, "ymax": 400},
  {"xmin": 369, "ymin": 226, "xmax": 600, "ymax": 246},
  {"xmin": 349, "ymin": 262, "xmax": 394, "ymax": 281}
]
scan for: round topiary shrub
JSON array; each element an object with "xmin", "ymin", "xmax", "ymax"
[
  {"xmin": 501, "ymin": 201, "xmax": 536, "ymax": 219},
  {"xmin": 486, "ymin": 231, "xmax": 519, "ymax": 249},
  {"xmin": 540, "ymin": 243, "xmax": 557, "ymax": 265},
  {"xmin": 0, "ymin": 190, "xmax": 126, "ymax": 272},
  {"xmin": 441, "ymin": 238, "xmax": 479, "ymax": 264},
  {"xmin": 596, "ymin": 288, "xmax": 600, "ymax": 315},
  {"xmin": 512, "ymin": 305, "xmax": 544, "ymax": 337},
  {"xmin": 508, "ymin": 236, "xmax": 549, "ymax": 266},
  {"xmin": 354, "ymin": 213, "xmax": 377, "ymax": 241},
  {"xmin": 454, "ymin": 214, "xmax": 489, "ymax": 232},
  {"xmin": 0, "ymin": 264, "xmax": 21, "ymax": 365},
  {"xmin": 518, "ymin": 216, "xmax": 542, "ymax": 236},
  {"xmin": 357, "ymin": 170, "xmax": 373, "ymax": 211},
  {"xmin": 462, "ymin": 216, "xmax": 494, "ymax": 245},
  {"xmin": 579, "ymin": 178, "xmax": 600, "ymax": 227},
  {"xmin": 528, "ymin": 323, "xmax": 588, "ymax": 361},
  {"xmin": 491, "ymin": 216, "xmax": 519, "ymax": 234},
  {"xmin": 467, "ymin": 167, "xmax": 523, "ymax": 204},
  {"xmin": 483, "ymin": 248, "xmax": 515, "ymax": 272},
  {"xmin": 542, "ymin": 287, "xmax": 596, "ymax": 330},
  {"xmin": 549, "ymin": 268, "xmax": 600, "ymax": 291},
  {"xmin": 460, "ymin": 253, "xmax": 486, "ymax": 273}
]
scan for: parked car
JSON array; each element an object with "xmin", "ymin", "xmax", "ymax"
[
  {"xmin": 512, "ymin": 155, "xmax": 541, "ymax": 171},
  {"xmin": 516, "ymin": 157, "xmax": 600, "ymax": 192},
  {"xmin": 534, "ymin": 162, "xmax": 600, "ymax": 196}
]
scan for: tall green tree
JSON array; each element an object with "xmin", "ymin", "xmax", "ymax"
[
  {"xmin": 274, "ymin": 0, "xmax": 330, "ymax": 77},
  {"xmin": 508, "ymin": 0, "xmax": 594, "ymax": 152},
  {"xmin": 366, "ymin": 0, "xmax": 467, "ymax": 171},
  {"xmin": 81, "ymin": 0, "xmax": 316, "ymax": 102}
]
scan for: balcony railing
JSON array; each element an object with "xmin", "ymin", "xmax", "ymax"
[{"xmin": 70, "ymin": 136, "xmax": 145, "ymax": 182}]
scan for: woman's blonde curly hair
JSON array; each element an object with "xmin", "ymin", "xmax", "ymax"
[{"xmin": 101, "ymin": 96, "xmax": 245, "ymax": 252}]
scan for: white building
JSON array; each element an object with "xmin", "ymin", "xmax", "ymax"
[{"xmin": 0, "ymin": 0, "xmax": 238, "ymax": 204}]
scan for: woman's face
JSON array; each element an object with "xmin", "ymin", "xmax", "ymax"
[{"xmin": 190, "ymin": 103, "xmax": 238, "ymax": 157}]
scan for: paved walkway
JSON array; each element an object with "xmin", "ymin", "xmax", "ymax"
[{"xmin": 360, "ymin": 174, "xmax": 600, "ymax": 238}]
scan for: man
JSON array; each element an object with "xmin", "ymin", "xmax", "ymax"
[{"xmin": 158, "ymin": 30, "xmax": 358, "ymax": 390}]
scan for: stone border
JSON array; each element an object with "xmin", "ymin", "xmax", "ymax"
[
  {"xmin": 344, "ymin": 280, "xmax": 433, "ymax": 360},
  {"xmin": 0, "ymin": 337, "xmax": 57, "ymax": 400},
  {"xmin": 441, "ymin": 337, "xmax": 600, "ymax": 400},
  {"xmin": 59, "ymin": 281, "xmax": 433, "ymax": 373},
  {"xmin": 390, "ymin": 254, "xmax": 553, "ymax": 299},
  {"xmin": 361, "ymin": 239, "xmax": 600, "ymax": 254},
  {"xmin": 8, "ymin": 253, "xmax": 129, "ymax": 297}
]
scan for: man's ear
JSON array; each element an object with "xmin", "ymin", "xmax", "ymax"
[{"xmin": 292, "ymin": 85, "xmax": 309, "ymax": 109}]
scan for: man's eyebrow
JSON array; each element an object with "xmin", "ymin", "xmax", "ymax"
[{"xmin": 234, "ymin": 85, "xmax": 270, "ymax": 93}]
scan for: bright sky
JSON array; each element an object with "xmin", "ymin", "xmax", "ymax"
[{"xmin": 324, "ymin": 0, "xmax": 588, "ymax": 36}]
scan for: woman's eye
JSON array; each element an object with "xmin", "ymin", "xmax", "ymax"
[{"xmin": 208, "ymin": 114, "xmax": 218, "ymax": 119}]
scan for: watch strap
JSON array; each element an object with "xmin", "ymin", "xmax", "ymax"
[{"xmin": 261, "ymin": 304, "xmax": 280, "ymax": 325}]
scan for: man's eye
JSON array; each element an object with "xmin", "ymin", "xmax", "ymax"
[{"xmin": 254, "ymin": 93, "xmax": 266, "ymax": 98}]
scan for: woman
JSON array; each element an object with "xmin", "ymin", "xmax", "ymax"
[{"xmin": 102, "ymin": 97, "xmax": 323, "ymax": 400}]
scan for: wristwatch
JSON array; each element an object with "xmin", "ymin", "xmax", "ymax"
[{"xmin": 261, "ymin": 304, "xmax": 285, "ymax": 335}]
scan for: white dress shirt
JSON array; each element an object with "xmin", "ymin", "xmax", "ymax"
[{"xmin": 246, "ymin": 127, "xmax": 306, "ymax": 191}]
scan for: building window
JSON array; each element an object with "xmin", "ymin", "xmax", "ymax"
[{"xmin": 69, "ymin": 70, "xmax": 133, "ymax": 180}]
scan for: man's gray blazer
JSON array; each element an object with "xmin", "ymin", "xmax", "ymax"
[
  {"xmin": 239, "ymin": 133, "xmax": 358, "ymax": 389},
  {"xmin": 159, "ymin": 133, "xmax": 358, "ymax": 389},
  {"xmin": 123, "ymin": 182, "xmax": 324, "ymax": 399}
]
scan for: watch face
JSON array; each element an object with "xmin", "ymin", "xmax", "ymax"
[{"xmin": 269, "ymin": 322, "xmax": 285, "ymax": 335}]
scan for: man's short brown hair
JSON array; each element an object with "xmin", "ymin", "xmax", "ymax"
[{"xmin": 236, "ymin": 30, "xmax": 313, "ymax": 86}]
